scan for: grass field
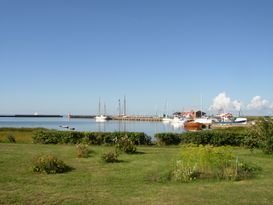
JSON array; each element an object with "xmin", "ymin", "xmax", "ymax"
[
  {"xmin": 0, "ymin": 128, "xmax": 48, "ymax": 143},
  {"xmin": 0, "ymin": 143, "xmax": 273, "ymax": 205}
]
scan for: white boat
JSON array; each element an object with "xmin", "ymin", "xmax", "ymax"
[
  {"xmin": 162, "ymin": 117, "xmax": 172, "ymax": 123},
  {"xmin": 234, "ymin": 117, "xmax": 247, "ymax": 124},
  {"xmin": 95, "ymin": 115, "xmax": 107, "ymax": 122},
  {"xmin": 95, "ymin": 98, "xmax": 108, "ymax": 122},
  {"xmin": 194, "ymin": 118, "xmax": 213, "ymax": 124},
  {"xmin": 171, "ymin": 116, "xmax": 187, "ymax": 125},
  {"xmin": 59, "ymin": 125, "xmax": 69, "ymax": 129}
]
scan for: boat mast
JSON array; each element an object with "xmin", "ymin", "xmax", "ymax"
[
  {"xmin": 98, "ymin": 98, "xmax": 101, "ymax": 116},
  {"xmin": 118, "ymin": 99, "xmax": 121, "ymax": 116},
  {"xmin": 123, "ymin": 95, "xmax": 126, "ymax": 116},
  {"xmin": 200, "ymin": 94, "xmax": 203, "ymax": 117}
]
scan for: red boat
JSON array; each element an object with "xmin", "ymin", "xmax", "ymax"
[{"xmin": 184, "ymin": 120, "xmax": 204, "ymax": 131}]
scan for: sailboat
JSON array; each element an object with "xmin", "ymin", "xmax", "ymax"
[
  {"xmin": 162, "ymin": 100, "xmax": 172, "ymax": 123},
  {"xmin": 95, "ymin": 99, "xmax": 108, "ymax": 122},
  {"xmin": 194, "ymin": 95, "xmax": 213, "ymax": 125}
]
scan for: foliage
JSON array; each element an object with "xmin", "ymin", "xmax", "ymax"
[
  {"xmin": 6, "ymin": 134, "xmax": 16, "ymax": 143},
  {"xmin": 0, "ymin": 144, "xmax": 272, "ymax": 205},
  {"xmin": 155, "ymin": 128, "xmax": 247, "ymax": 146},
  {"xmin": 76, "ymin": 143, "xmax": 89, "ymax": 158},
  {"xmin": 172, "ymin": 144, "xmax": 259, "ymax": 182},
  {"xmin": 154, "ymin": 133, "xmax": 181, "ymax": 145},
  {"xmin": 101, "ymin": 151, "xmax": 119, "ymax": 163},
  {"xmin": 181, "ymin": 129, "xmax": 246, "ymax": 146},
  {"xmin": 0, "ymin": 127, "xmax": 48, "ymax": 143},
  {"xmin": 114, "ymin": 135, "xmax": 137, "ymax": 154},
  {"xmin": 32, "ymin": 130, "xmax": 151, "ymax": 145},
  {"xmin": 247, "ymin": 118, "xmax": 273, "ymax": 154},
  {"xmin": 32, "ymin": 154, "xmax": 71, "ymax": 174}
]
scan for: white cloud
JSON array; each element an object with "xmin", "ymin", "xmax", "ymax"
[
  {"xmin": 209, "ymin": 92, "xmax": 232, "ymax": 112},
  {"xmin": 232, "ymin": 100, "xmax": 242, "ymax": 112},
  {"xmin": 209, "ymin": 93, "xmax": 273, "ymax": 114},
  {"xmin": 247, "ymin": 96, "xmax": 272, "ymax": 110}
]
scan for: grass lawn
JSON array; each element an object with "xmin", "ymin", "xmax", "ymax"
[
  {"xmin": 0, "ymin": 128, "xmax": 47, "ymax": 143},
  {"xmin": 0, "ymin": 143, "xmax": 273, "ymax": 205}
]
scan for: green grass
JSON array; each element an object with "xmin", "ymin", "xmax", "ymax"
[
  {"xmin": 0, "ymin": 143, "xmax": 273, "ymax": 205},
  {"xmin": 0, "ymin": 128, "xmax": 48, "ymax": 143}
]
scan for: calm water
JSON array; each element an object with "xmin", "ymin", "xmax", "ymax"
[{"xmin": 0, "ymin": 117, "xmax": 185, "ymax": 137}]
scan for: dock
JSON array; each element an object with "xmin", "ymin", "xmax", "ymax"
[
  {"xmin": 0, "ymin": 114, "xmax": 63, "ymax": 118},
  {"xmin": 111, "ymin": 116, "xmax": 162, "ymax": 122},
  {"xmin": 69, "ymin": 115, "xmax": 95, "ymax": 119}
]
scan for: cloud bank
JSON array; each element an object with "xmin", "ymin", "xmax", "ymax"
[
  {"xmin": 209, "ymin": 92, "xmax": 273, "ymax": 115},
  {"xmin": 209, "ymin": 92, "xmax": 242, "ymax": 113}
]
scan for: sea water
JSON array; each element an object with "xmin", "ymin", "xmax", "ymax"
[{"xmin": 0, "ymin": 117, "xmax": 185, "ymax": 137}]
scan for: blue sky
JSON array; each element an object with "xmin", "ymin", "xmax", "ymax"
[{"xmin": 0, "ymin": 0, "xmax": 273, "ymax": 115}]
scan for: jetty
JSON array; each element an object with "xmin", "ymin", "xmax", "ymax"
[
  {"xmin": 111, "ymin": 116, "xmax": 162, "ymax": 122},
  {"xmin": 0, "ymin": 114, "xmax": 63, "ymax": 118},
  {"xmin": 69, "ymin": 115, "xmax": 95, "ymax": 119}
]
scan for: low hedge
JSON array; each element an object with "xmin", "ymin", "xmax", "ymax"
[
  {"xmin": 154, "ymin": 133, "xmax": 181, "ymax": 145},
  {"xmin": 32, "ymin": 130, "xmax": 151, "ymax": 145},
  {"xmin": 181, "ymin": 130, "xmax": 246, "ymax": 146},
  {"xmin": 155, "ymin": 127, "xmax": 248, "ymax": 146}
]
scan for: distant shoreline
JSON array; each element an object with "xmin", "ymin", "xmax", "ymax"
[{"xmin": 0, "ymin": 114, "xmax": 63, "ymax": 118}]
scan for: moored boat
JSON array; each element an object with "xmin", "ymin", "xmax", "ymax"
[
  {"xmin": 95, "ymin": 115, "xmax": 108, "ymax": 122},
  {"xmin": 234, "ymin": 117, "xmax": 247, "ymax": 124},
  {"xmin": 184, "ymin": 121, "xmax": 204, "ymax": 131}
]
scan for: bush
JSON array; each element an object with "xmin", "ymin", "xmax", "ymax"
[
  {"xmin": 6, "ymin": 134, "xmax": 16, "ymax": 143},
  {"xmin": 180, "ymin": 129, "xmax": 246, "ymax": 146},
  {"xmin": 32, "ymin": 131, "xmax": 151, "ymax": 145},
  {"xmin": 247, "ymin": 118, "xmax": 273, "ymax": 154},
  {"xmin": 172, "ymin": 144, "xmax": 258, "ymax": 182},
  {"xmin": 101, "ymin": 151, "xmax": 119, "ymax": 163},
  {"xmin": 76, "ymin": 144, "xmax": 89, "ymax": 158},
  {"xmin": 155, "ymin": 133, "xmax": 181, "ymax": 145},
  {"xmin": 32, "ymin": 154, "xmax": 71, "ymax": 174},
  {"xmin": 115, "ymin": 135, "xmax": 137, "ymax": 154}
]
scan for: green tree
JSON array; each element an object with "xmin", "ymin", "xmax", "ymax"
[{"xmin": 247, "ymin": 118, "xmax": 273, "ymax": 154}]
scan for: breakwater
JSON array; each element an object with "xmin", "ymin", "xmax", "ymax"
[
  {"xmin": 0, "ymin": 114, "xmax": 63, "ymax": 118},
  {"xmin": 111, "ymin": 116, "xmax": 162, "ymax": 121},
  {"xmin": 69, "ymin": 115, "xmax": 95, "ymax": 119},
  {"xmin": 69, "ymin": 115, "xmax": 163, "ymax": 121}
]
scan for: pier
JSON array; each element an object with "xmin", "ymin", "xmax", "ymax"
[
  {"xmin": 111, "ymin": 116, "xmax": 162, "ymax": 122},
  {"xmin": 68, "ymin": 115, "xmax": 163, "ymax": 121}
]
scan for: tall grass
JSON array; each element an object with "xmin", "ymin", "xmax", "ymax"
[{"xmin": 172, "ymin": 144, "xmax": 259, "ymax": 182}]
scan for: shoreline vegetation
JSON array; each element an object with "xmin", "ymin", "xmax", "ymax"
[{"xmin": 0, "ymin": 124, "xmax": 273, "ymax": 204}]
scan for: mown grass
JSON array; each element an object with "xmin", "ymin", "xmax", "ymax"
[{"xmin": 0, "ymin": 143, "xmax": 272, "ymax": 205}]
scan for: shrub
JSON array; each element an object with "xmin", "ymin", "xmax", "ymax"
[
  {"xmin": 76, "ymin": 144, "xmax": 89, "ymax": 158},
  {"xmin": 115, "ymin": 135, "xmax": 137, "ymax": 154},
  {"xmin": 247, "ymin": 118, "xmax": 273, "ymax": 154},
  {"xmin": 180, "ymin": 129, "xmax": 246, "ymax": 146},
  {"xmin": 172, "ymin": 144, "xmax": 258, "ymax": 182},
  {"xmin": 32, "ymin": 130, "xmax": 59, "ymax": 144},
  {"xmin": 155, "ymin": 133, "xmax": 181, "ymax": 145},
  {"xmin": 32, "ymin": 154, "xmax": 71, "ymax": 174},
  {"xmin": 101, "ymin": 151, "xmax": 119, "ymax": 163},
  {"xmin": 32, "ymin": 131, "xmax": 151, "ymax": 145},
  {"xmin": 6, "ymin": 134, "xmax": 16, "ymax": 143}
]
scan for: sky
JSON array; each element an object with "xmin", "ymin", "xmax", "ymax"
[{"xmin": 0, "ymin": 0, "xmax": 273, "ymax": 116}]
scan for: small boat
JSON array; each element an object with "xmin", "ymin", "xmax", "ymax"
[
  {"xmin": 194, "ymin": 118, "xmax": 213, "ymax": 124},
  {"xmin": 184, "ymin": 121, "xmax": 204, "ymax": 131},
  {"xmin": 95, "ymin": 115, "xmax": 108, "ymax": 122},
  {"xmin": 162, "ymin": 117, "xmax": 172, "ymax": 123},
  {"xmin": 234, "ymin": 117, "xmax": 247, "ymax": 124},
  {"xmin": 95, "ymin": 98, "xmax": 109, "ymax": 122},
  {"xmin": 171, "ymin": 116, "xmax": 187, "ymax": 125},
  {"xmin": 59, "ymin": 125, "xmax": 69, "ymax": 129}
]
